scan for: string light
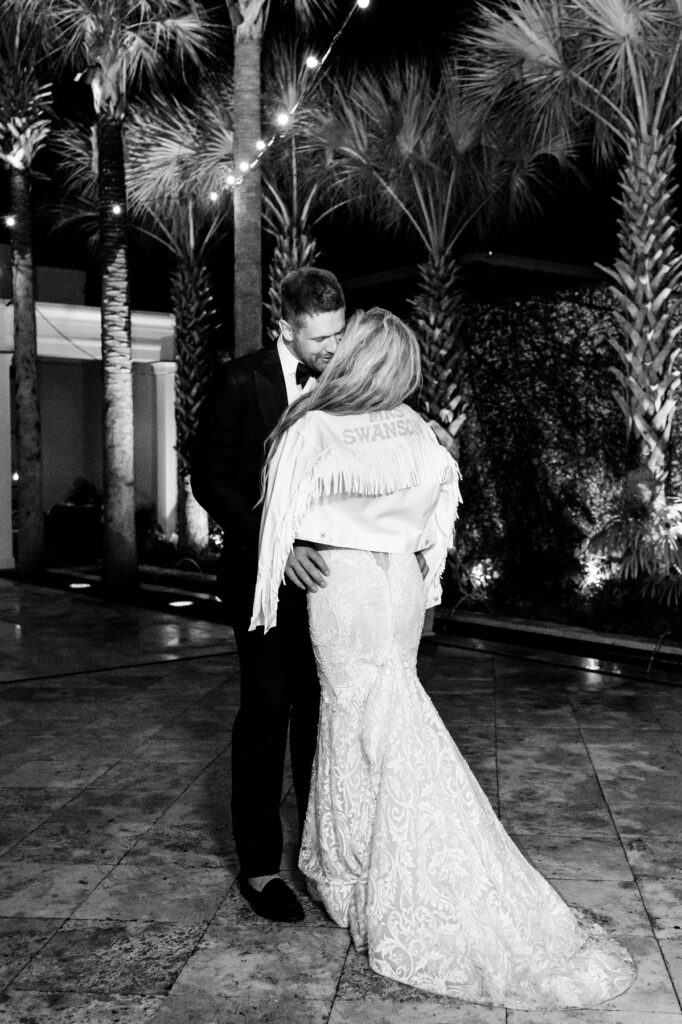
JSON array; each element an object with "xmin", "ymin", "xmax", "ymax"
[
  {"xmin": 112, "ymin": 204, "xmax": 122, "ymax": 215},
  {"xmin": 209, "ymin": 190, "xmax": 219, "ymax": 202},
  {"xmin": 211, "ymin": 0, "xmax": 370, "ymax": 200},
  {"xmin": 5, "ymin": 215, "xmax": 16, "ymax": 228}
]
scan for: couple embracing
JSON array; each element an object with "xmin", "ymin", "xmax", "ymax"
[{"xmin": 191, "ymin": 268, "xmax": 635, "ymax": 1010}]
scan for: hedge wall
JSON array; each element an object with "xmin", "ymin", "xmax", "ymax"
[{"xmin": 456, "ymin": 285, "xmax": 682, "ymax": 604}]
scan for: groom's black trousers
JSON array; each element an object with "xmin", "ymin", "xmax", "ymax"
[{"xmin": 231, "ymin": 581, "xmax": 320, "ymax": 878}]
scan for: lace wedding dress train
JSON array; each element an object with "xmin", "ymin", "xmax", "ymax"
[{"xmin": 299, "ymin": 548, "xmax": 636, "ymax": 1010}]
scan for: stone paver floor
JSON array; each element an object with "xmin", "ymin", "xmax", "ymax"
[{"xmin": 1, "ymin": 577, "xmax": 681, "ymax": 1023}]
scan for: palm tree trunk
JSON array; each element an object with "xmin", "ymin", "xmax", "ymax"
[
  {"xmin": 600, "ymin": 129, "xmax": 682, "ymax": 509},
  {"xmin": 97, "ymin": 115, "xmax": 138, "ymax": 592},
  {"xmin": 233, "ymin": 20, "xmax": 263, "ymax": 356},
  {"xmin": 171, "ymin": 257, "xmax": 214, "ymax": 557},
  {"xmin": 409, "ymin": 247, "xmax": 467, "ymax": 458},
  {"xmin": 10, "ymin": 165, "xmax": 45, "ymax": 571}
]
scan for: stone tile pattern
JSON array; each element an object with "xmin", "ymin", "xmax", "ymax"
[{"xmin": 1, "ymin": 579, "xmax": 682, "ymax": 1022}]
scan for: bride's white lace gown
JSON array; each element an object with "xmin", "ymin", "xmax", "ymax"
[{"xmin": 300, "ymin": 548, "xmax": 636, "ymax": 1010}]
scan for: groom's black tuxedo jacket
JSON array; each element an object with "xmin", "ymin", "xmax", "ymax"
[{"xmin": 191, "ymin": 345, "xmax": 288, "ymax": 623}]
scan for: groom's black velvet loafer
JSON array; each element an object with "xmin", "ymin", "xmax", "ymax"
[{"xmin": 238, "ymin": 875, "xmax": 304, "ymax": 923}]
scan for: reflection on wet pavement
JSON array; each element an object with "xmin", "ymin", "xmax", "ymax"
[{"xmin": 1, "ymin": 578, "xmax": 682, "ymax": 1023}]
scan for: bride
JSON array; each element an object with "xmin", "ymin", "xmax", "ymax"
[{"xmin": 250, "ymin": 307, "xmax": 635, "ymax": 1009}]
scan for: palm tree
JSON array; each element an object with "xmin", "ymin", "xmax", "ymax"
[
  {"xmin": 263, "ymin": 181, "xmax": 320, "ymax": 339},
  {"xmin": 313, "ymin": 64, "xmax": 466, "ymax": 452},
  {"xmin": 464, "ymin": 0, "xmax": 682, "ymax": 594},
  {"xmin": 53, "ymin": 82, "xmax": 233, "ymax": 560},
  {"xmin": 224, "ymin": 0, "xmax": 338, "ymax": 356},
  {"xmin": 0, "ymin": 10, "xmax": 51, "ymax": 572},
  {"xmin": 7, "ymin": 0, "xmax": 212, "ymax": 592},
  {"xmin": 125, "ymin": 89, "xmax": 232, "ymax": 559},
  {"xmin": 313, "ymin": 61, "xmax": 568, "ymax": 456},
  {"xmin": 261, "ymin": 39, "xmax": 335, "ymax": 339}
]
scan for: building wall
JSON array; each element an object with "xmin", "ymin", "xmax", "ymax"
[
  {"xmin": 38, "ymin": 360, "xmax": 99, "ymax": 509},
  {"xmin": 0, "ymin": 299, "xmax": 176, "ymax": 568},
  {"xmin": 36, "ymin": 359, "xmax": 159, "ymax": 520}
]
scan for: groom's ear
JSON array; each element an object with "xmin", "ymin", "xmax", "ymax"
[{"xmin": 279, "ymin": 319, "xmax": 294, "ymax": 342}]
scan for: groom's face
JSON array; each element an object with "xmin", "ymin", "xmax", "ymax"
[{"xmin": 282, "ymin": 308, "xmax": 346, "ymax": 377}]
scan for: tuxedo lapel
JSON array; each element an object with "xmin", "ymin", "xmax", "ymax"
[{"xmin": 254, "ymin": 347, "xmax": 288, "ymax": 436}]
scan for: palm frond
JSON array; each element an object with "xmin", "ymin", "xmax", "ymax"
[
  {"xmin": 309, "ymin": 59, "xmax": 505, "ymax": 257},
  {"xmin": 573, "ymin": 0, "xmax": 671, "ymax": 52},
  {"xmin": 52, "ymin": 83, "xmax": 232, "ymax": 262},
  {"xmin": 462, "ymin": 0, "xmax": 582, "ymax": 147},
  {"xmin": 2, "ymin": 0, "xmax": 214, "ymax": 105},
  {"xmin": 183, "ymin": 77, "xmax": 233, "ymax": 195},
  {"xmin": 46, "ymin": 121, "xmax": 100, "ymax": 249},
  {"xmin": 0, "ymin": 8, "xmax": 52, "ymax": 167},
  {"xmin": 118, "ymin": 10, "xmax": 214, "ymax": 87},
  {"xmin": 126, "ymin": 96, "xmax": 200, "ymax": 209},
  {"xmin": 469, "ymin": 0, "xmax": 566, "ymax": 72},
  {"xmin": 124, "ymin": 85, "xmax": 233, "ymax": 253},
  {"xmin": 262, "ymin": 37, "xmax": 324, "ymax": 133},
  {"xmin": 260, "ymin": 37, "xmax": 341, "ymax": 232},
  {"xmin": 308, "ymin": 70, "xmax": 429, "ymax": 246},
  {"xmin": 462, "ymin": 0, "xmax": 682, "ymax": 152},
  {"xmin": 50, "ymin": 119, "xmax": 99, "ymax": 206},
  {"xmin": 125, "ymin": 79, "xmax": 232, "ymax": 205},
  {"xmin": 278, "ymin": 0, "xmax": 341, "ymax": 27}
]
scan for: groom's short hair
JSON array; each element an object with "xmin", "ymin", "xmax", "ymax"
[{"xmin": 281, "ymin": 268, "xmax": 345, "ymax": 328}]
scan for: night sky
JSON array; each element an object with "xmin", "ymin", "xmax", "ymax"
[{"xmin": 0, "ymin": 0, "xmax": 622, "ymax": 318}]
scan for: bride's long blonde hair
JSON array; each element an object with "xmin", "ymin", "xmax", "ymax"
[{"xmin": 263, "ymin": 307, "xmax": 421, "ymax": 481}]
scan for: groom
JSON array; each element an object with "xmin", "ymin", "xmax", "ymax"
[{"xmin": 191, "ymin": 268, "xmax": 346, "ymax": 923}]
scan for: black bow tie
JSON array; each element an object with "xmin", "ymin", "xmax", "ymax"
[{"xmin": 295, "ymin": 362, "xmax": 312, "ymax": 388}]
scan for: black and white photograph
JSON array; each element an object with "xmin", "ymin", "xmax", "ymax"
[{"xmin": 1, "ymin": 1, "xmax": 682, "ymax": 1021}]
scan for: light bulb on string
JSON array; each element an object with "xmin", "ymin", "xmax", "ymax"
[
  {"xmin": 222, "ymin": 0, "xmax": 369, "ymax": 194},
  {"xmin": 112, "ymin": 204, "xmax": 122, "ymax": 215},
  {"xmin": 209, "ymin": 190, "xmax": 219, "ymax": 202},
  {"xmin": 5, "ymin": 215, "xmax": 16, "ymax": 228}
]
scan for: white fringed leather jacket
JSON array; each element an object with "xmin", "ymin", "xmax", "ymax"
[{"xmin": 250, "ymin": 404, "xmax": 461, "ymax": 632}]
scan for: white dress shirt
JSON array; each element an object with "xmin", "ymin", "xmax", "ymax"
[{"xmin": 277, "ymin": 335, "xmax": 316, "ymax": 405}]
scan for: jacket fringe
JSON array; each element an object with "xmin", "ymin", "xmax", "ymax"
[{"xmin": 254, "ymin": 432, "xmax": 460, "ymax": 632}]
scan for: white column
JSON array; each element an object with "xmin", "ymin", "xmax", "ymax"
[
  {"xmin": 151, "ymin": 361, "xmax": 177, "ymax": 536},
  {"xmin": 0, "ymin": 351, "xmax": 15, "ymax": 569}
]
